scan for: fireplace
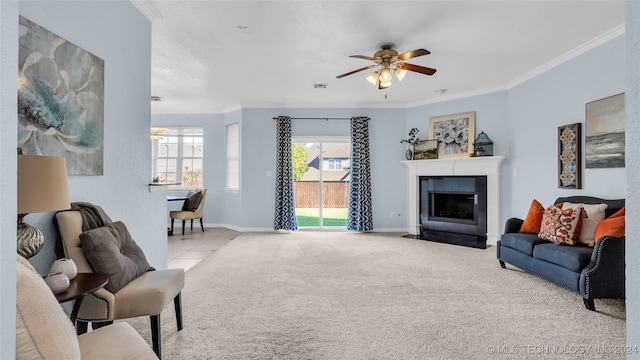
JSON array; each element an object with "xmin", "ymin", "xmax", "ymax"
[
  {"xmin": 402, "ymin": 156, "xmax": 505, "ymax": 246},
  {"xmin": 420, "ymin": 176, "xmax": 487, "ymax": 248}
]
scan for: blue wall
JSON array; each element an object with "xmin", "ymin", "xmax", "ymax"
[
  {"xmin": 1, "ymin": 0, "xmax": 155, "ymax": 357},
  {"xmin": 154, "ymin": 34, "xmax": 626, "ymax": 232},
  {"xmin": 508, "ymin": 35, "xmax": 626, "ymax": 213}
]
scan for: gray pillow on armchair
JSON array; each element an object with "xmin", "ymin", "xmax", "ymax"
[{"xmin": 79, "ymin": 221, "xmax": 154, "ymax": 293}]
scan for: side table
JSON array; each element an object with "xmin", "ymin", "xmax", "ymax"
[{"xmin": 55, "ymin": 273, "xmax": 109, "ymax": 331}]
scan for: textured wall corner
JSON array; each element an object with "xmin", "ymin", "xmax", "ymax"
[{"xmin": 625, "ymin": 0, "xmax": 640, "ymax": 350}]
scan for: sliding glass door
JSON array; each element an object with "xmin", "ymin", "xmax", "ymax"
[{"xmin": 293, "ymin": 138, "xmax": 350, "ymax": 228}]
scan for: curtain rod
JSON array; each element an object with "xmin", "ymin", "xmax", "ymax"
[{"xmin": 272, "ymin": 117, "xmax": 351, "ymax": 120}]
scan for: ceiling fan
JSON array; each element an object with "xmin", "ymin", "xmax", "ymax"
[{"xmin": 336, "ymin": 44, "xmax": 437, "ymax": 89}]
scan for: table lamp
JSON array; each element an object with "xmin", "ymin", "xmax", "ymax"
[{"xmin": 17, "ymin": 152, "xmax": 71, "ymax": 258}]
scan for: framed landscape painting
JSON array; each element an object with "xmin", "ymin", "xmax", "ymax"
[
  {"xmin": 428, "ymin": 111, "xmax": 475, "ymax": 158},
  {"xmin": 413, "ymin": 139, "xmax": 438, "ymax": 160},
  {"xmin": 585, "ymin": 93, "xmax": 625, "ymax": 168},
  {"xmin": 17, "ymin": 16, "xmax": 104, "ymax": 175}
]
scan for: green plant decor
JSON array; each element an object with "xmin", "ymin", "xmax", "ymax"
[{"xmin": 400, "ymin": 128, "xmax": 421, "ymax": 146}]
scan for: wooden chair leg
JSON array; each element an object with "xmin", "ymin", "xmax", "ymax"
[
  {"xmin": 190, "ymin": 219, "xmax": 193, "ymax": 231},
  {"xmin": 199, "ymin": 218, "xmax": 204, "ymax": 232},
  {"xmin": 76, "ymin": 321, "xmax": 89, "ymax": 335},
  {"xmin": 174, "ymin": 292, "xmax": 183, "ymax": 331},
  {"xmin": 151, "ymin": 315, "xmax": 161, "ymax": 358},
  {"xmin": 181, "ymin": 220, "xmax": 185, "ymax": 235},
  {"xmin": 170, "ymin": 218, "xmax": 175, "ymax": 236},
  {"xmin": 91, "ymin": 320, "xmax": 113, "ymax": 330}
]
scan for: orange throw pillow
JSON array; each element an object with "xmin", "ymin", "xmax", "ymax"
[
  {"xmin": 520, "ymin": 199, "xmax": 545, "ymax": 234},
  {"xmin": 594, "ymin": 207, "xmax": 625, "ymax": 240}
]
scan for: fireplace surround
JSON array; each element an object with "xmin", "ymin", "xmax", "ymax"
[{"xmin": 403, "ymin": 156, "xmax": 505, "ymax": 246}]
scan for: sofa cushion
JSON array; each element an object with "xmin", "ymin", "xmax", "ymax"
[
  {"xmin": 520, "ymin": 199, "xmax": 545, "ymax": 234},
  {"xmin": 80, "ymin": 221, "xmax": 154, "ymax": 293},
  {"xmin": 595, "ymin": 207, "xmax": 625, "ymax": 240},
  {"xmin": 562, "ymin": 202, "xmax": 608, "ymax": 247},
  {"xmin": 538, "ymin": 206, "xmax": 585, "ymax": 245},
  {"xmin": 532, "ymin": 243, "xmax": 593, "ymax": 272},
  {"xmin": 499, "ymin": 232, "xmax": 545, "ymax": 256}
]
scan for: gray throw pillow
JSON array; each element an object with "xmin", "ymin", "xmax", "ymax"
[
  {"xmin": 182, "ymin": 191, "xmax": 202, "ymax": 211},
  {"xmin": 79, "ymin": 221, "xmax": 153, "ymax": 293}
]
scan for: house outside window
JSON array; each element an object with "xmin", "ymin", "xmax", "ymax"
[
  {"xmin": 324, "ymin": 158, "xmax": 344, "ymax": 170},
  {"xmin": 153, "ymin": 127, "xmax": 203, "ymax": 188}
]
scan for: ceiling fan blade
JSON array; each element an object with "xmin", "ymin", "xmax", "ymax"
[
  {"xmin": 336, "ymin": 65, "xmax": 376, "ymax": 79},
  {"xmin": 401, "ymin": 63, "xmax": 437, "ymax": 76},
  {"xmin": 397, "ymin": 49, "xmax": 430, "ymax": 61},
  {"xmin": 349, "ymin": 55, "xmax": 377, "ymax": 61}
]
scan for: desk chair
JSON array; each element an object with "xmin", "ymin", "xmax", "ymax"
[
  {"xmin": 55, "ymin": 211, "xmax": 184, "ymax": 359},
  {"xmin": 170, "ymin": 188, "xmax": 207, "ymax": 235}
]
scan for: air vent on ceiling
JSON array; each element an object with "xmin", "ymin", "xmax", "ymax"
[{"xmin": 313, "ymin": 84, "xmax": 327, "ymax": 89}]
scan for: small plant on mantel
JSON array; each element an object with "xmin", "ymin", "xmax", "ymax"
[
  {"xmin": 400, "ymin": 128, "xmax": 421, "ymax": 146},
  {"xmin": 400, "ymin": 128, "xmax": 421, "ymax": 160}
]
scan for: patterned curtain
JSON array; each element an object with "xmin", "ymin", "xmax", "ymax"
[
  {"xmin": 273, "ymin": 116, "xmax": 298, "ymax": 230},
  {"xmin": 347, "ymin": 116, "xmax": 373, "ymax": 232}
]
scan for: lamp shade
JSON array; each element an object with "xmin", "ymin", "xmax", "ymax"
[{"xmin": 18, "ymin": 155, "xmax": 70, "ymax": 214}]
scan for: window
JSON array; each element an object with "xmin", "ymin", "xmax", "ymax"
[
  {"xmin": 226, "ymin": 123, "xmax": 240, "ymax": 190},
  {"xmin": 324, "ymin": 158, "xmax": 343, "ymax": 170},
  {"xmin": 153, "ymin": 127, "xmax": 203, "ymax": 187}
]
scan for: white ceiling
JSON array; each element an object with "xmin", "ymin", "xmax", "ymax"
[{"xmin": 140, "ymin": 1, "xmax": 625, "ymax": 114}]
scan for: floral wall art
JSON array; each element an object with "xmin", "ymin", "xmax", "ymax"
[
  {"xmin": 428, "ymin": 111, "xmax": 475, "ymax": 158},
  {"xmin": 17, "ymin": 16, "xmax": 104, "ymax": 175}
]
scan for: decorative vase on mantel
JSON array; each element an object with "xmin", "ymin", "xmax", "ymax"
[
  {"xmin": 405, "ymin": 146, "xmax": 414, "ymax": 160},
  {"xmin": 401, "ymin": 128, "xmax": 420, "ymax": 160}
]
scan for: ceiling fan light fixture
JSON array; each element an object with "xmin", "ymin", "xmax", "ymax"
[
  {"xmin": 379, "ymin": 79, "xmax": 392, "ymax": 89},
  {"xmin": 394, "ymin": 68, "xmax": 407, "ymax": 81},
  {"xmin": 379, "ymin": 67, "xmax": 392, "ymax": 82},
  {"xmin": 366, "ymin": 71, "xmax": 379, "ymax": 85}
]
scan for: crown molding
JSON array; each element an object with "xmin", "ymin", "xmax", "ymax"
[
  {"xmin": 505, "ymin": 23, "xmax": 625, "ymax": 90},
  {"xmin": 130, "ymin": 0, "xmax": 162, "ymax": 22}
]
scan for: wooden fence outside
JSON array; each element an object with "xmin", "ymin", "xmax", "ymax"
[{"xmin": 295, "ymin": 181, "xmax": 349, "ymax": 208}]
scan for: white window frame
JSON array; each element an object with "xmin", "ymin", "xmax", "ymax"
[
  {"xmin": 152, "ymin": 126, "xmax": 204, "ymax": 189},
  {"xmin": 226, "ymin": 123, "xmax": 240, "ymax": 191}
]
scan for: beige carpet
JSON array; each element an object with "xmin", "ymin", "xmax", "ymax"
[{"xmin": 125, "ymin": 231, "xmax": 626, "ymax": 359}]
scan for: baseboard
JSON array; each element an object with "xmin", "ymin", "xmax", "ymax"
[{"xmin": 182, "ymin": 223, "xmax": 409, "ymax": 234}]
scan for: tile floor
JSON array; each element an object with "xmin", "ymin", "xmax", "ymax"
[{"xmin": 167, "ymin": 227, "xmax": 241, "ymax": 271}]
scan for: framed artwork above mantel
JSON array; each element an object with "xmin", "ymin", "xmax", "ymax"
[{"xmin": 428, "ymin": 111, "xmax": 475, "ymax": 159}]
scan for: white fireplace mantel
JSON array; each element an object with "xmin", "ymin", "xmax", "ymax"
[{"xmin": 402, "ymin": 156, "xmax": 505, "ymax": 245}]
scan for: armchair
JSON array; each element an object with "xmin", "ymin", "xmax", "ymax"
[
  {"xmin": 55, "ymin": 210, "xmax": 184, "ymax": 359},
  {"xmin": 16, "ymin": 254, "xmax": 158, "ymax": 359}
]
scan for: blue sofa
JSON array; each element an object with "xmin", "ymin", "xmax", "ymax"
[{"xmin": 496, "ymin": 196, "xmax": 625, "ymax": 311}]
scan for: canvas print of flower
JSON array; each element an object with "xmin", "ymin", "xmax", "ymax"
[
  {"xmin": 428, "ymin": 112, "xmax": 475, "ymax": 158},
  {"xmin": 18, "ymin": 16, "xmax": 104, "ymax": 175}
]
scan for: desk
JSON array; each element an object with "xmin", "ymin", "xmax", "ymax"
[
  {"xmin": 55, "ymin": 273, "xmax": 109, "ymax": 328},
  {"xmin": 167, "ymin": 196, "xmax": 188, "ymax": 235},
  {"xmin": 167, "ymin": 195, "xmax": 188, "ymax": 202}
]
